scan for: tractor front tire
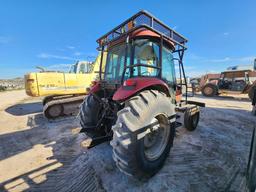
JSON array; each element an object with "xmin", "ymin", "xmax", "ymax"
[
  {"xmin": 111, "ymin": 90, "xmax": 176, "ymax": 179},
  {"xmin": 248, "ymin": 86, "xmax": 256, "ymax": 101},
  {"xmin": 202, "ymin": 84, "xmax": 218, "ymax": 97},
  {"xmin": 184, "ymin": 109, "xmax": 200, "ymax": 131},
  {"xmin": 79, "ymin": 94, "xmax": 103, "ymax": 138}
]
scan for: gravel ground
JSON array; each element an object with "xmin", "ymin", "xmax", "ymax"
[{"xmin": 0, "ymin": 90, "xmax": 255, "ymax": 192}]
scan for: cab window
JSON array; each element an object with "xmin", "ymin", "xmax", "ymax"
[
  {"xmin": 162, "ymin": 46, "xmax": 175, "ymax": 84},
  {"xmin": 79, "ymin": 64, "xmax": 85, "ymax": 73},
  {"xmin": 132, "ymin": 39, "xmax": 159, "ymax": 77}
]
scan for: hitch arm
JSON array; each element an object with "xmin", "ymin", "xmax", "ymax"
[{"xmin": 81, "ymin": 135, "xmax": 112, "ymax": 149}]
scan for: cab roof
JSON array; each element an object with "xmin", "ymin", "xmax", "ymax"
[{"xmin": 97, "ymin": 10, "xmax": 187, "ymax": 51}]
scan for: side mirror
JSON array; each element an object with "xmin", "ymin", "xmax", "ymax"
[{"xmin": 176, "ymin": 84, "xmax": 182, "ymax": 93}]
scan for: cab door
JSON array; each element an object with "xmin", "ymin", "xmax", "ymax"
[{"xmin": 161, "ymin": 46, "xmax": 176, "ymax": 102}]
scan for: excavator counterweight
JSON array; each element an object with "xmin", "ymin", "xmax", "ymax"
[{"xmin": 24, "ymin": 52, "xmax": 106, "ymax": 119}]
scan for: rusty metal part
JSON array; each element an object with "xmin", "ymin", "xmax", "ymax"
[{"xmin": 204, "ymin": 86, "xmax": 214, "ymax": 95}]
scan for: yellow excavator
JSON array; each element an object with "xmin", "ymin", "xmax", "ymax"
[{"xmin": 25, "ymin": 52, "xmax": 106, "ymax": 119}]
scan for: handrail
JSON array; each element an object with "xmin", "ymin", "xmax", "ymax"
[{"xmin": 97, "ymin": 10, "xmax": 187, "ymax": 50}]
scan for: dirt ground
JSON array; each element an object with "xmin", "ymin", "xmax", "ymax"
[{"xmin": 0, "ymin": 90, "xmax": 255, "ymax": 192}]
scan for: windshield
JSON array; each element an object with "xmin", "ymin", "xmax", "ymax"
[
  {"xmin": 104, "ymin": 39, "xmax": 161, "ymax": 81},
  {"xmin": 103, "ymin": 38, "xmax": 177, "ymax": 84},
  {"xmin": 131, "ymin": 39, "xmax": 159, "ymax": 77}
]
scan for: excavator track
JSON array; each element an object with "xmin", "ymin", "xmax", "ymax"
[
  {"xmin": 42, "ymin": 94, "xmax": 76, "ymax": 106},
  {"xmin": 43, "ymin": 95, "xmax": 86, "ymax": 119}
]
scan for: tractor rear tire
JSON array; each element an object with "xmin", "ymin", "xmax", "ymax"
[
  {"xmin": 247, "ymin": 128, "xmax": 256, "ymax": 191},
  {"xmin": 79, "ymin": 94, "xmax": 103, "ymax": 138},
  {"xmin": 184, "ymin": 110, "xmax": 200, "ymax": 131},
  {"xmin": 202, "ymin": 84, "xmax": 218, "ymax": 97},
  {"xmin": 111, "ymin": 90, "xmax": 176, "ymax": 179},
  {"xmin": 248, "ymin": 86, "xmax": 256, "ymax": 101}
]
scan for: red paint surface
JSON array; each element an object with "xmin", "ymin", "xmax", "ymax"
[
  {"xmin": 89, "ymin": 82, "xmax": 100, "ymax": 93},
  {"xmin": 109, "ymin": 28, "xmax": 175, "ymax": 49},
  {"xmin": 113, "ymin": 77, "xmax": 170, "ymax": 101},
  {"xmin": 130, "ymin": 28, "xmax": 160, "ymax": 39},
  {"xmin": 130, "ymin": 28, "xmax": 175, "ymax": 49}
]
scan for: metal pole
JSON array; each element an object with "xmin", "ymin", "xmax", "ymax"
[
  {"xmin": 159, "ymin": 35, "xmax": 163, "ymax": 77},
  {"xmin": 178, "ymin": 49, "xmax": 187, "ymax": 103},
  {"xmin": 99, "ymin": 46, "xmax": 104, "ymax": 81}
]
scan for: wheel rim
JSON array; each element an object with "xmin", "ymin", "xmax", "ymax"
[
  {"xmin": 144, "ymin": 114, "xmax": 170, "ymax": 161},
  {"xmin": 48, "ymin": 105, "xmax": 62, "ymax": 118},
  {"xmin": 204, "ymin": 87, "xmax": 213, "ymax": 95}
]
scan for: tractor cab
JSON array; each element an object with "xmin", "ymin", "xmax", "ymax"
[
  {"xmin": 102, "ymin": 30, "xmax": 175, "ymax": 84},
  {"xmin": 96, "ymin": 11, "xmax": 188, "ymax": 102}
]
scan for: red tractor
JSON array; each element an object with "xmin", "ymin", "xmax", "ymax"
[{"xmin": 79, "ymin": 11, "xmax": 204, "ymax": 179}]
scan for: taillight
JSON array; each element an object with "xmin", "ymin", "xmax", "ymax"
[
  {"xmin": 175, "ymin": 85, "xmax": 182, "ymax": 102},
  {"xmin": 176, "ymin": 89, "xmax": 182, "ymax": 96},
  {"xmin": 176, "ymin": 86, "xmax": 182, "ymax": 95},
  {"xmin": 123, "ymin": 79, "xmax": 136, "ymax": 86},
  {"xmin": 91, "ymin": 81, "xmax": 98, "ymax": 86}
]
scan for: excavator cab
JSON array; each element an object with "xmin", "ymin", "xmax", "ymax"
[{"xmin": 69, "ymin": 61, "xmax": 94, "ymax": 74}]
